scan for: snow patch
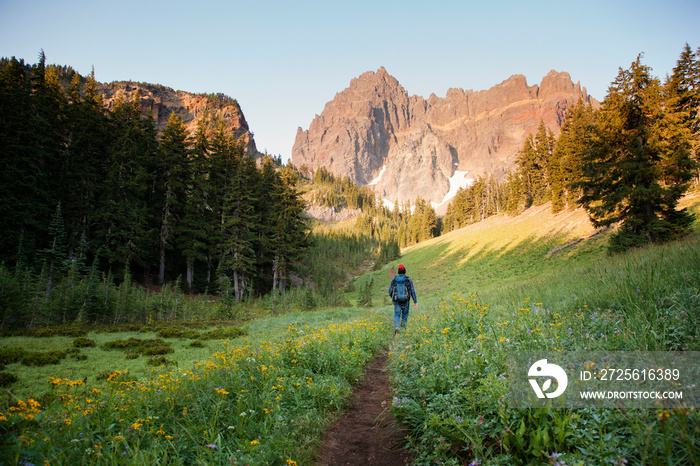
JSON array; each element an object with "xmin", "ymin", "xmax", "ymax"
[
  {"xmin": 368, "ymin": 165, "xmax": 387, "ymax": 186},
  {"xmin": 372, "ymin": 168, "xmax": 474, "ymax": 212},
  {"xmin": 432, "ymin": 171, "xmax": 474, "ymax": 209}
]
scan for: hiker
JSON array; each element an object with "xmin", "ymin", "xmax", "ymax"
[{"xmin": 388, "ymin": 264, "xmax": 417, "ymax": 334}]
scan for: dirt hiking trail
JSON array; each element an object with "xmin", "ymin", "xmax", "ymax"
[{"xmin": 315, "ymin": 351, "xmax": 412, "ymax": 465}]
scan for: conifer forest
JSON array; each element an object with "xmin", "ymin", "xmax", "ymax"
[
  {"xmin": 0, "ymin": 53, "xmax": 308, "ymax": 327},
  {"xmin": 1, "ymin": 44, "xmax": 699, "ymax": 329}
]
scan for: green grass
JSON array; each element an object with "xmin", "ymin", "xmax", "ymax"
[
  {"xmin": 379, "ymin": 197, "xmax": 700, "ymax": 465},
  {"xmin": 352, "ymin": 203, "xmax": 602, "ymax": 307},
  {"xmin": 1, "ymin": 307, "xmax": 391, "ymax": 464},
  {"xmin": 1, "ymin": 308, "xmax": 387, "ymax": 398},
  {"xmin": 1, "ymin": 330, "xmax": 232, "ymax": 401}
]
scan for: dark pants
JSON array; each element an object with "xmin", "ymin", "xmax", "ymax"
[{"xmin": 394, "ymin": 300, "xmax": 410, "ymax": 329}]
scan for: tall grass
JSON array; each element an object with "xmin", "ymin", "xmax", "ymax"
[
  {"xmin": 378, "ymin": 199, "xmax": 700, "ymax": 464},
  {"xmin": 1, "ymin": 308, "xmax": 391, "ymax": 465}
]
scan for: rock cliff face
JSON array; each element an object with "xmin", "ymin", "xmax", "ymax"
[
  {"xmin": 99, "ymin": 82, "xmax": 257, "ymax": 154},
  {"xmin": 292, "ymin": 67, "xmax": 595, "ymax": 208}
]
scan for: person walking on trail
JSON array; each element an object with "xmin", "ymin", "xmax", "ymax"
[{"xmin": 388, "ymin": 264, "xmax": 417, "ymax": 334}]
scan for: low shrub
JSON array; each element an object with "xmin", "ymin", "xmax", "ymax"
[
  {"xmin": 29, "ymin": 328, "xmax": 58, "ymax": 338},
  {"xmin": 200, "ymin": 326, "xmax": 247, "ymax": 340},
  {"xmin": 0, "ymin": 372, "xmax": 18, "ymax": 387},
  {"xmin": 21, "ymin": 350, "xmax": 67, "ymax": 366},
  {"xmin": 141, "ymin": 345, "xmax": 175, "ymax": 356},
  {"xmin": 102, "ymin": 337, "xmax": 142, "ymax": 350},
  {"xmin": 94, "ymin": 369, "xmax": 135, "ymax": 383},
  {"xmin": 28, "ymin": 326, "xmax": 88, "ymax": 338},
  {"xmin": 2, "ymin": 347, "xmax": 65, "ymax": 369},
  {"xmin": 102, "ymin": 337, "xmax": 174, "ymax": 356},
  {"xmin": 56, "ymin": 326, "xmax": 89, "ymax": 337},
  {"xmin": 0, "ymin": 346, "xmax": 26, "ymax": 365},
  {"xmin": 146, "ymin": 355, "xmax": 173, "ymax": 366},
  {"xmin": 72, "ymin": 337, "xmax": 96, "ymax": 348}
]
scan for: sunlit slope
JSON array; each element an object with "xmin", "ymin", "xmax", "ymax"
[
  {"xmin": 361, "ymin": 203, "xmax": 598, "ymax": 305},
  {"xmin": 358, "ymin": 195, "xmax": 700, "ymax": 310}
]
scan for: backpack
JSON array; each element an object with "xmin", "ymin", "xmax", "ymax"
[{"xmin": 393, "ymin": 275, "xmax": 410, "ymax": 303}]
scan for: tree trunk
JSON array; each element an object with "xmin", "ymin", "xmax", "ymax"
[
  {"xmin": 159, "ymin": 249, "xmax": 166, "ymax": 284},
  {"xmin": 272, "ymin": 253, "xmax": 279, "ymax": 294},
  {"xmin": 159, "ymin": 198, "xmax": 170, "ymax": 285},
  {"xmin": 233, "ymin": 269, "xmax": 240, "ymax": 302},
  {"xmin": 186, "ymin": 258, "xmax": 194, "ymax": 291},
  {"xmin": 278, "ymin": 262, "xmax": 286, "ymax": 296}
]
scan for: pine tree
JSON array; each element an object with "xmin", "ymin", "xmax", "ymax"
[
  {"xmin": 269, "ymin": 166, "xmax": 309, "ymax": 295},
  {"xmin": 533, "ymin": 121, "xmax": 554, "ymax": 204},
  {"xmin": 176, "ymin": 121, "xmax": 210, "ymax": 291},
  {"xmin": 62, "ymin": 70, "xmax": 110, "ymax": 252},
  {"xmin": 516, "ymin": 134, "xmax": 538, "ymax": 207},
  {"xmin": 157, "ymin": 113, "xmax": 191, "ymax": 283},
  {"xmin": 219, "ymin": 142, "xmax": 259, "ymax": 301},
  {"xmin": 0, "ymin": 57, "xmax": 36, "ymax": 258},
  {"xmin": 358, "ymin": 277, "xmax": 374, "ymax": 307},
  {"xmin": 96, "ymin": 93, "xmax": 155, "ymax": 273},
  {"xmin": 256, "ymin": 157, "xmax": 282, "ymax": 292},
  {"xmin": 576, "ymin": 55, "xmax": 697, "ymax": 252},
  {"xmin": 501, "ymin": 170, "xmax": 524, "ymax": 215},
  {"xmin": 42, "ymin": 202, "xmax": 68, "ymax": 299},
  {"xmin": 665, "ymin": 43, "xmax": 700, "ymax": 181},
  {"xmin": 0, "ymin": 54, "xmax": 67, "ymax": 261},
  {"xmin": 33, "ymin": 52, "xmax": 67, "ymax": 232},
  {"xmin": 550, "ymin": 100, "xmax": 597, "ymax": 211}
]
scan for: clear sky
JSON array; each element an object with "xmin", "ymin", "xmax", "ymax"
[{"xmin": 2, "ymin": 0, "xmax": 699, "ymax": 162}]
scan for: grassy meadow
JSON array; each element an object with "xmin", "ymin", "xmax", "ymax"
[
  {"xmin": 2, "ymin": 195, "xmax": 700, "ymax": 465},
  {"xmin": 359, "ymin": 196, "xmax": 700, "ymax": 465},
  {"xmin": 0, "ymin": 308, "xmax": 391, "ymax": 465}
]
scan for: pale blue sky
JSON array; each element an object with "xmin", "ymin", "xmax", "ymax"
[{"xmin": 2, "ymin": 0, "xmax": 699, "ymax": 161}]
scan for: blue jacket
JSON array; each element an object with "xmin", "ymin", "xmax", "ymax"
[{"xmin": 388, "ymin": 274, "xmax": 417, "ymax": 303}]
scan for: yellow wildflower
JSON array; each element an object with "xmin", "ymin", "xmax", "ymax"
[{"xmin": 215, "ymin": 386, "xmax": 230, "ymax": 395}]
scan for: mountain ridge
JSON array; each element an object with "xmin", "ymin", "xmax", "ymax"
[
  {"xmin": 292, "ymin": 68, "xmax": 597, "ymax": 210},
  {"xmin": 99, "ymin": 80, "xmax": 258, "ymax": 155}
]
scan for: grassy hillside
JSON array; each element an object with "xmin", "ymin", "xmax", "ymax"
[
  {"xmin": 358, "ymin": 196, "xmax": 700, "ymax": 465},
  {"xmin": 357, "ymin": 196, "xmax": 700, "ymax": 325}
]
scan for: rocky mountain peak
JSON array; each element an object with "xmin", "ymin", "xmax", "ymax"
[
  {"xmin": 539, "ymin": 70, "xmax": 588, "ymax": 101},
  {"xmin": 292, "ymin": 68, "xmax": 596, "ymax": 211},
  {"xmin": 99, "ymin": 81, "xmax": 257, "ymax": 155}
]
